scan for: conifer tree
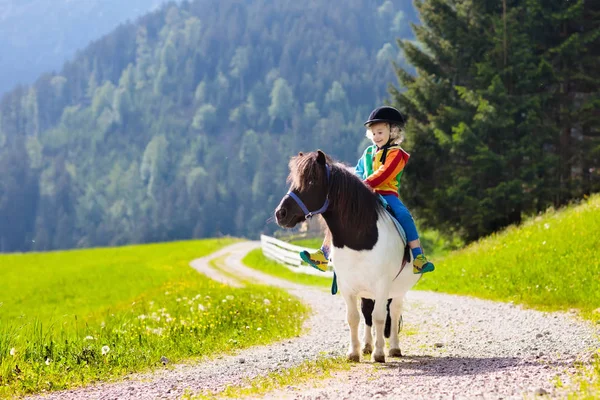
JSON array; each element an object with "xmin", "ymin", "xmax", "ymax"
[{"xmin": 391, "ymin": 0, "xmax": 599, "ymax": 241}]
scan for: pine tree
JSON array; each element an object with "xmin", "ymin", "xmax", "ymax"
[{"xmin": 391, "ymin": 0, "xmax": 599, "ymax": 241}]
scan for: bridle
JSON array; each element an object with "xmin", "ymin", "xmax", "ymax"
[{"xmin": 285, "ymin": 163, "xmax": 331, "ymax": 219}]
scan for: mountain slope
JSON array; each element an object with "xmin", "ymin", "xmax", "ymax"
[
  {"xmin": 0, "ymin": 0, "xmax": 418, "ymax": 252},
  {"xmin": 0, "ymin": 0, "xmax": 180, "ymax": 95}
]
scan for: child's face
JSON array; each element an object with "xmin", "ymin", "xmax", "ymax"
[{"xmin": 368, "ymin": 122, "xmax": 391, "ymax": 147}]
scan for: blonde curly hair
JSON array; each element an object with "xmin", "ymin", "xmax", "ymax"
[{"xmin": 365, "ymin": 122, "xmax": 404, "ymax": 145}]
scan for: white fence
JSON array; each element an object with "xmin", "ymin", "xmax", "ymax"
[{"xmin": 260, "ymin": 234, "xmax": 333, "ymax": 277}]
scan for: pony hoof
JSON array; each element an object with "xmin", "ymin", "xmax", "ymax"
[
  {"xmin": 389, "ymin": 348, "xmax": 402, "ymax": 357},
  {"xmin": 373, "ymin": 353, "xmax": 386, "ymax": 363},
  {"xmin": 362, "ymin": 343, "xmax": 373, "ymax": 355},
  {"xmin": 347, "ymin": 353, "xmax": 361, "ymax": 362}
]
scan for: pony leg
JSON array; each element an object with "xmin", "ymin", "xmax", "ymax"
[
  {"xmin": 372, "ymin": 287, "xmax": 390, "ymax": 363},
  {"xmin": 361, "ymin": 298, "xmax": 374, "ymax": 355},
  {"xmin": 388, "ymin": 298, "xmax": 404, "ymax": 357},
  {"xmin": 343, "ymin": 292, "xmax": 361, "ymax": 362}
]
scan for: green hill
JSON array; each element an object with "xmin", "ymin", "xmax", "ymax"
[
  {"xmin": 417, "ymin": 194, "xmax": 600, "ymax": 318},
  {"xmin": 0, "ymin": 0, "xmax": 181, "ymax": 95}
]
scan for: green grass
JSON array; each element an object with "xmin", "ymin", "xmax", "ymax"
[
  {"xmin": 416, "ymin": 194, "xmax": 600, "ymax": 317},
  {"xmin": 290, "ymin": 238, "xmax": 323, "ymax": 250},
  {"xmin": 243, "ymin": 248, "xmax": 331, "ymax": 288},
  {"xmin": 188, "ymin": 356, "xmax": 350, "ymax": 399},
  {"xmin": 0, "ymin": 239, "xmax": 308, "ymax": 398}
]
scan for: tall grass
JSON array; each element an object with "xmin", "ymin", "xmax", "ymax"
[
  {"xmin": 0, "ymin": 239, "xmax": 308, "ymax": 397},
  {"xmin": 417, "ymin": 194, "xmax": 600, "ymax": 317}
]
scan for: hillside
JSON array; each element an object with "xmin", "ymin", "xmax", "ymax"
[
  {"xmin": 417, "ymin": 194, "xmax": 600, "ymax": 316},
  {"xmin": 0, "ymin": 0, "xmax": 419, "ymax": 252},
  {"xmin": 0, "ymin": 0, "xmax": 180, "ymax": 95}
]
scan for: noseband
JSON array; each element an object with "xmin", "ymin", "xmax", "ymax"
[{"xmin": 285, "ymin": 163, "xmax": 331, "ymax": 219}]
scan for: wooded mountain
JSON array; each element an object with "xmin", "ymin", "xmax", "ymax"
[
  {"xmin": 0, "ymin": 0, "xmax": 419, "ymax": 252},
  {"xmin": 0, "ymin": 0, "xmax": 180, "ymax": 95}
]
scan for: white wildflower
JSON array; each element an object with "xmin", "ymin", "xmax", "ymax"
[
  {"xmin": 176, "ymin": 298, "xmax": 182, "ymax": 302},
  {"xmin": 198, "ymin": 304, "xmax": 205, "ymax": 311},
  {"xmin": 138, "ymin": 314, "xmax": 147, "ymax": 320},
  {"xmin": 101, "ymin": 345, "xmax": 110, "ymax": 355},
  {"xmin": 146, "ymin": 327, "xmax": 164, "ymax": 336},
  {"xmin": 256, "ymin": 327, "xmax": 262, "ymax": 331},
  {"xmin": 226, "ymin": 295, "xmax": 234, "ymax": 301},
  {"xmin": 84, "ymin": 335, "xmax": 95, "ymax": 341},
  {"xmin": 165, "ymin": 291, "xmax": 170, "ymax": 295},
  {"xmin": 45, "ymin": 358, "xmax": 51, "ymax": 365},
  {"xmin": 544, "ymin": 223, "xmax": 550, "ymax": 229},
  {"xmin": 222, "ymin": 299, "xmax": 227, "ymax": 303},
  {"xmin": 263, "ymin": 299, "xmax": 271, "ymax": 306},
  {"xmin": 9, "ymin": 348, "xmax": 15, "ymax": 356}
]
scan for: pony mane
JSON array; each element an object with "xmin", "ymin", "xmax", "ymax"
[{"xmin": 288, "ymin": 151, "xmax": 383, "ymax": 228}]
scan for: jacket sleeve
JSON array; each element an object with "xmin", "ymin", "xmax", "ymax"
[
  {"xmin": 354, "ymin": 149, "xmax": 367, "ymax": 179},
  {"xmin": 364, "ymin": 149, "xmax": 408, "ymax": 189}
]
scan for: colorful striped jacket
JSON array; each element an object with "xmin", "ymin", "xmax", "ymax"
[{"xmin": 354, "ymin": 144, "xmax": 410, "ymax": 197}]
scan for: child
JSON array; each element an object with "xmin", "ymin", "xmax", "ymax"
[{"xmin": 300, "ymin": 106, "xmax": 435, "ymax": 274}]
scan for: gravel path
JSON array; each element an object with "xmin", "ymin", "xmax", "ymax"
[{"xmin": 30, "ymin": 241, "xmax": 599, "ymax": 400}]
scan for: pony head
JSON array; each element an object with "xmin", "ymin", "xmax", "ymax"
[{"xmin": 275, "ymin": 150, "xmax": 331, "ymax": 228}]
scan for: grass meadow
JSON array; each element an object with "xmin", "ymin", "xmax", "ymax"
[
  {"xmin": 416, "ymin": 194, "xmax": 600, "ymax": 318},
  {"xmin": 0, "ymin": 238, "xmax": 308, "ymax": 397}
]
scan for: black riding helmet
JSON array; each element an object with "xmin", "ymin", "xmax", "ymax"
[{"xmin": 364, "ymin": 106, "xmax": 406, "ymax": 127}]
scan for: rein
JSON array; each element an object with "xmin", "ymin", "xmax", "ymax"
[{"xmin": 285, "ymin": 163, "xmax": 331, "ymax": 219}]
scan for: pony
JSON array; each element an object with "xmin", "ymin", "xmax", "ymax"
[{"xmin": 274, "ymin": 150, "xmax": 420, "ymax": 362}]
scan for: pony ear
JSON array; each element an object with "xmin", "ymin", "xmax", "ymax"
[
  {"xmin": 298, "ymin": 151, "xmax": 304, "ymax": 156},
  {"xmin": 316, "ymin": 150, "xmax": 326, "ymax": 165}
]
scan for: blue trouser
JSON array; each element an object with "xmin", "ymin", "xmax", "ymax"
[
  {"xmin": 382, "ymin": 194, "xmax": 419, "ymax": 242},
  {"xmin": 321, "ymin": 194, "xmax": 419, "ymax": 258}
]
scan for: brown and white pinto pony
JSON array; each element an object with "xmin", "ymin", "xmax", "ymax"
[{"xmin": 275, "ymin": 150, "xmax": 420, "ymax": 362}]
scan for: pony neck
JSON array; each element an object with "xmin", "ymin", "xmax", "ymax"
[{"xmin": 321, "ymin": 207, "xmax": 379, "ymax": 252}]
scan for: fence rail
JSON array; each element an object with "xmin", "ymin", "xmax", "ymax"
[{"xmin": 260, "ymin": 234, "xmax": 333, "ymax": 277}]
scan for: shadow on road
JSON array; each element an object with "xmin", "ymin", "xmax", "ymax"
[{"xmin": 372, "ymin": 354, "xmax": 564, "ymax": 377}]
